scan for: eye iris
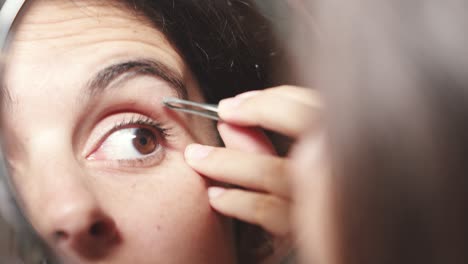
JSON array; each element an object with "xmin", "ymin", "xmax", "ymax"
[{"xmin": 132, "ymin": 128, "xmax": 157, "ymax": 155}]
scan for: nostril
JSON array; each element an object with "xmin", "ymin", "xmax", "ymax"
[
  {"xmin": 54, "ymin": 230, "xmax": 69, "ymax": 241},
  {"xmin": 89, "ymin": 220, "xmax": 111, "ymax": 237},
  {"xmin": 50, "ymin": 215, "xmax": 119, "ymax": 259}
]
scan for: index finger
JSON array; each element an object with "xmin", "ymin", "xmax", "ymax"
[{"xmin": 218, "ymin": 86, "xmax": 321, "ymax": 138}]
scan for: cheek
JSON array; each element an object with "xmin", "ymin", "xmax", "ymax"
[
  {"xmin": 107, "ymin": 152, "xmax": 209, "ymax": 223},
  {"xmin": 102, "ymin": 151, "xmax": 230, "ymax": 259}
]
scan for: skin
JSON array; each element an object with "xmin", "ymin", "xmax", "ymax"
[
  {"xmin": 190, "ymin": 85, "xmax": 341, "ymax": 264},
  {"xmin": 186, "ymin": 86, "xmax": 316, "ymax": 237},
  {"xmin": 184, "ymin": 86, "xmax": 327, "ymax": 263},
  {"xmin": 2, "ymin": 1, "xmax": 236, "ymax": 263},
  {"xmin": 290, "ymin": 126, "xmax": 337, "ymax": 264}
]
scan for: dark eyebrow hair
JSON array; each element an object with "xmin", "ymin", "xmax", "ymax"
[{"xmin": 86, "ymin": 59, "xmax": 188, "ymax": 99}]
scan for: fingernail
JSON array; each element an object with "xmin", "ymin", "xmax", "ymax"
[
  {"xmin": 208, "ymin": 187, "xmax": 226, "ymax": 200},
  {"xmin": 185, "ymin": 144, "xmax": 213, "ymax": 162}
]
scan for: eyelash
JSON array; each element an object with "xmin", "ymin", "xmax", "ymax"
[
  {"xmin": 94, "ymin": 115, "xmax": 173, "ymax": 167},
  {"xmin": 111, "ymin": 115, "xmax": 172, "ymax": 139}
]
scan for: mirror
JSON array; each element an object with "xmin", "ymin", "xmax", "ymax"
[{"xmin": 0, "ymin": 1, "xmax": 309, "ymax": 263}]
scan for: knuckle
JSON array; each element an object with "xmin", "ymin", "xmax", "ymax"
[
  {"xmin": 254, "ymin": 195, "xmax": 276, "ymax": 225},
  {"xmin": 260, "ymin": 158, "xmax": 286, "ymax": 190}
]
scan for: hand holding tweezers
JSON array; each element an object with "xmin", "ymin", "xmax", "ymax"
[{"xmin": 163, "ymin": 97, "xmax": 220, "ymax": 121}]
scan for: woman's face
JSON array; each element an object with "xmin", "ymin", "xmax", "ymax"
[{"xmin": 1, "ymin": 1, "xmax": 236, "ymax": 263}]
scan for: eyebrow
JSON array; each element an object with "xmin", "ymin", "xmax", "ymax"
[{"xmin": 86, "ymin": 59, "xmax": 188, "ymax": 99}]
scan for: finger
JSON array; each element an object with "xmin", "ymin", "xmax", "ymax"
[
  {"xmin": 236, "ymin": 86, "xmax": 319, "ymax": 106},
  {"xmin": 208, "ymin": 187, "xmax": 291, "ymax": 236},
  {"xmin": 217, "ymin": 122, "xmax": 276, "ymax": 155},
  {"xmin": 267, "ymin": 85, "xmax": 321, "ymax": 107},
  {"xmin": 218, "ymin": 86, "xmax": 320, "ymax": 138},
  {"xmin": 185, "ymin": 144, "xmax": 290, "ymax": 198}
]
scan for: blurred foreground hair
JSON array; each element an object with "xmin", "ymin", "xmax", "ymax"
[{"xmin": 315, "ymin": 0, "xmax": 468, "ymax": 263}]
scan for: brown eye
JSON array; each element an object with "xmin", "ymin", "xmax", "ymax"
[{"xmin": 132, "ymin": 128, "xmax": 158, "ymax": 155}]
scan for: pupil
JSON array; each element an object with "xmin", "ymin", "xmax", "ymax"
[
  {"xmin": 139, "ymin": 137, "xmax": 148, "ymax": 145},
  {"xmin": 133, "ymin": 128, "xmax": 157, "ymax": 155}
]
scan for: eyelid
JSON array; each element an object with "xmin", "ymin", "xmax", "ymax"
[
  {"xmin": 86, "ymin": 121, "xmax": 165, "ymax": 160},
  {"xmin": 82, "ymin": 112, "xmax": 169, "ymax": 159},
  {"xmin": 88, "ymin": 127, "xmax": 166, "ymax": 168},
  {"xmin": 85, "ymin": 114, "xmax": 173, "ymax": 169},
  {"xmin": 116, "ymin": 150, "xmax": 166, "ymax": 168}
]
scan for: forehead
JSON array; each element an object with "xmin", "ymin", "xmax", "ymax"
[
  {"xmin": 10, "ymin": 1, "xmax": 170, "ymax": 53},
  {"xmin": 7, "ymin": 0, "xmax": 183, "ymax": 86},
  {"xmin": 4, "ymin": 0, "xmax": 184, "ymax": 100}
]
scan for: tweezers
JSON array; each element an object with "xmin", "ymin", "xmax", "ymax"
[{"xmin": 163, "ymin": 97, "xmax": 220, "ymax": 121}]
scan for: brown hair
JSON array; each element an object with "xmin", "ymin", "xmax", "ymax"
[{"xmin": 118, "ymin": 0, "xmax": 286, "ymax": 104}]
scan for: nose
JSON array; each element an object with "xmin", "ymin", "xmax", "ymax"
[
  {"xmin": 50, "ymin": 198, "xmax": 119, "ymax": 259},
  {"xmin": 17, "ymin": 131, "xmax": 120, "ymax": 260},
  {"xmin": 31, "ymin": 167, "xmax": 120, "ymax": 260}
]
